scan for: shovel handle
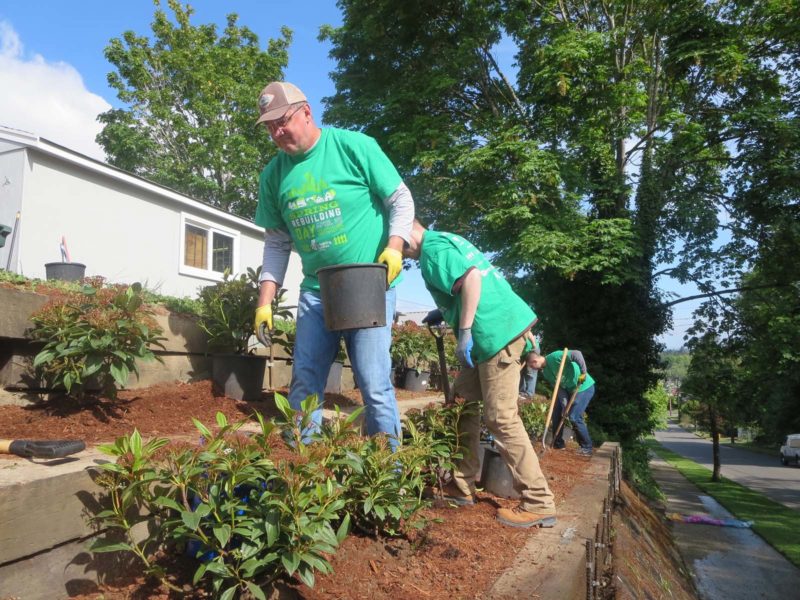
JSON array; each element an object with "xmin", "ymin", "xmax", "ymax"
[
  {"xmin": 427, "ymin": 323, "xmax": 452, "ymax": 404},
  {"xmin": 0, "ymin": 439, "xmax": 86, "ymax": 459}
]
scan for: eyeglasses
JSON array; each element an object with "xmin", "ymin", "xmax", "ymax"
[{"xmin": 263, "ymin": 103, "xmax": 306, "ymax": 134}]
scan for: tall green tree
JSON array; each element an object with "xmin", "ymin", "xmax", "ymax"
[
  {"xmin": 320, "ymin": 0, "xmax": 798, "ymax": 449},
  {"xmin": 96, "ymin": 0, "xmax": 290, "ymax": 217},
  {"xmin": 682, "ymin": 333, "xmax": 742, "ymax": 480}
]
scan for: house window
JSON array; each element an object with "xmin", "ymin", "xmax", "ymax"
[
  {"xmin": 180, "ymin": 214, "xmax": 239, "ymax": 280},
  {"xmin": 185, "ymin": 225, "xmax": 208, "ymax": 269}
]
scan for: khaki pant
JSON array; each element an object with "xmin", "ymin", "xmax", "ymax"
[{"xmin": 451, "ymin": 337, "xmax": 555, "ymax": 514}]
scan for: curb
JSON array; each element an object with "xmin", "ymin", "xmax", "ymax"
[{"xmin": 488, "ymin": 442, "xmax": 619, "ymax": 599}]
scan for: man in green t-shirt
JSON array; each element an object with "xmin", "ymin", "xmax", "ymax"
[
  {"xmin": 251, "ymin": 82, "xmax": 415, "ymax": 447},
  {"xmin": 526, "ymin": 350, "xmax": 596, "ymax": 455},
  {"xmin": 404, "ymin": 221, "xmax": 556, "ymax": 528}
]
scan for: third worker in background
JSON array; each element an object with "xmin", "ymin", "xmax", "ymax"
[{"xmin": 526, "ymin": 349, "xmax": 596, "ymax": 456}]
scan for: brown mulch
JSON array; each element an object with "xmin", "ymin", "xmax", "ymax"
[{"xmin": 0, "ymin": 380, "xmax": 593, "ymax": 599}]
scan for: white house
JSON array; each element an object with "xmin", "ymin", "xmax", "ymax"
[{"xmin": 0, "ymin": 126, "xmax": 301, "ymax": 302}]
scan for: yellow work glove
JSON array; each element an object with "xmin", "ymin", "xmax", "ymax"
[
  {"xmin": 377, "ymin": 247, "xmax": 403, "ymax": 284},
  {"xmin": 578, "ymin": 373, "xmax": 586, "ymax": 385},
  {"xmin": 254, "ymin": 305, "xmax": 273, "ymax": 346}
]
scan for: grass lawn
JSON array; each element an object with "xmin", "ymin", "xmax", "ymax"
[
  {"xmin": 646, "ymin": 439, "xmax": 800, "ymax": 568},
  {"xmin": 719, "ymin": 440, "xmax": 779, "ymax": 457}
]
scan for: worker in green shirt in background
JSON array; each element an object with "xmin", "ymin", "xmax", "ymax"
[
  {"xmin": 526, "ymin": 350, "xmax": 596, "ymax": 456},
  {"xmin": 405, "ymin": 220, "xmax": 556, "ymax": 529}
]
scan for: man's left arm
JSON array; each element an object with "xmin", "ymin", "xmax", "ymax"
[
  {"xmin": 378, "ymin": 182, "xmax": 414, "ymax": 282},
  {"xmin": 569, "ymin": 350, "xmax": 588, "ymax": 383}
]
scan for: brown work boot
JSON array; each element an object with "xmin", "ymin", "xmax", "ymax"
[
  {"xmin": 496, "ymin": 505, "xmax": 557, "ymax": 528},
  {"xmin": 424, "ymin": 481, "xmax": 475, "ymax": 506}
]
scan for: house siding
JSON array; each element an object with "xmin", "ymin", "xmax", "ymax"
[{"xmin": 0, "ymin": 131, "xmax": 301, "ymax": 305}]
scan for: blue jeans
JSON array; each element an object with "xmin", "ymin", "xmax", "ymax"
[
  {"xmin": 519, "ymin": 366, "xmax": 538, "ymax": 397},
  {"xmin": 288, "ymin": 288, "xmax": 401, "ymax": 448},
  {"xmin": 552, "ymin": 384, "xmax": 595, "ymax": 450}
]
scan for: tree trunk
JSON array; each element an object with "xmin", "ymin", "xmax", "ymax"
[{"xmin": 710, "ymin": 406, "xmax": 721, "ymax": 482}]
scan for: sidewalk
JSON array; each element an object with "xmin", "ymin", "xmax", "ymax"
[{"xmin": 650, "ymin": 447, "xmax": 800, "ymax": 599}]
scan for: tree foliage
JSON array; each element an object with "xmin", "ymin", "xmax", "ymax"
[
  {"xmin": 320, "ymin": 0, "xmax": 799, "ymax": 446},
  {"xmin": 97, "ymin": 0, "xmax": 290, "ymax": 217}
]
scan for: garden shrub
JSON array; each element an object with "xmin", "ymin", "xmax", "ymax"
[
  {"xmin": 30, "ymin": 281, "xmax": 165, "ymax": 399},
  {"xmin": 404, "ymin": 400, "xmax": 471, "ymax": 492},
  {"xmin": 92, "ymin": 408, "xmax": 349, "ymax": 598},
  {"xmin": 92, "ymin": 393, "xmax": 458, "ymax": 596},
  {"xmin": 518, "ymin": 399, "xmax": 548, "ymax": 441}
]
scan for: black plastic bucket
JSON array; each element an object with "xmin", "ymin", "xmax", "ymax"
[
  {"xmin": 44, "ymin": 262, "xmax": 86, "ymax": 282},
  {"xmin": 317, "ymin": 263, "xmax": 387, "ymax": 331}
]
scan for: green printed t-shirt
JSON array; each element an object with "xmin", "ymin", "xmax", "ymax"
[
  {"xmin": 542, "ymin": 351, "xmax": 595, "ymax": 393},
  {"xmin": 419, "ymin": 230, "xmax": 536, "ymax": 364},
  {"xmin": 255, "ymin": 128, "xmax": 402, "ymax": 292}
]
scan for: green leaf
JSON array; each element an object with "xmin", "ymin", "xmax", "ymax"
[
  {"xmin": 219, "ymin": 585, "xmax": 238, "ymax": 600},
  {"xmin": 264, "ymin": 512, "xmax": 279, "ymax": 546},
  {"xmin": 192, "ymin": 418, "xmax": 213, "ymax": 439},
  {"xmin": 181, "ymin": 510, "xmax": 201, "ymax": 531},
  {"xmin": 336, "ymin": 513, "xmax": 351, "ymax": 543},
  {"xmin": 216, "ymin": 412, "xmax": 228, "ymax": 428},
  {"xmin": 213, "ymin": 524, "xmax": 231, "ymax": 547},
  {"xmin": 246, "ymin": 581, "xmax": 267, "ymax": 600},
  {"xmin": 88, "ymin": 539, "xmax": 132, "ymax": 553},
  {"xmin": 281, "ymin": 551, "xmax": 301, "ymax": 576}
]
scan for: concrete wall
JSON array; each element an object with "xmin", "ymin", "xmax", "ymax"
[{"xmin": 0, "ymin": 287, "xmax": 350, "ymax": 398}]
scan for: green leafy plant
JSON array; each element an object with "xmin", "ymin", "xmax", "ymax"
[
  {"xmin": 197, "ymin": 268, "xmax": 261, "ymax": 354},
  {"xmin": 92, "ymin": 407, "xmax": 349, "ymax": 597},
  {"xmin": 271, "ymin": 318, "xmax": 296, "ymax": 360},
  {"xmin": 316, "ymin": 409, "xmax": 429, "ymax": 537},
  {"xmin": 518, "ymin": 399, "xmax": 548, "ymax": 441},
  {"xmin": 404, "ymin": 400, "xmax": 471, "ymax": 493},
  {"xmin": 29, "ymin": 281, "xmax": 165, "ymax": 399},
  {"xmin": 391, "ymin": 322, "xmax": 438, "ymax": 372}
]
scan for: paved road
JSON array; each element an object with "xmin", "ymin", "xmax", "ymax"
[
  {"xmin": 654, "ymin": 419, "xmax": 800, "ymax": 511},
  {"xmin": 650, "ymin": 456, "xmax": 800, "ymax": 600}
]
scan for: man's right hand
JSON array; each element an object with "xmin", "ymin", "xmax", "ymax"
[
  {"xmin": 254, "ymin": 305, "xmax": 273, "ymax": 346},
  {"xmin": 422, "ymin": 308, "xmax": 443, "ymax": 326}
]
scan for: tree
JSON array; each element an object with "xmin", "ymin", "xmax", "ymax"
[
  {"xmin": 97, "ymin": 0, "xmax": 290, "ymax": 217},
  {"xmin": 682, "ymin": 333, "xmax": 741, "ymax": 480},
  {"xmin": 319, "ymin": 0, "xmax": 799, "ymax": 450}
]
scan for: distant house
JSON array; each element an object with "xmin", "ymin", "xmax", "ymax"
[
  {"xmin": 395, "ymin": 310, "xmax": 430, "ymax": 325},
  {"xmin": 0, "ymin": 126, "xmax": 302, "ymax": 302}
]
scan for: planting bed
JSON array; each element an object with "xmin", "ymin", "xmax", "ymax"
[{"xmin": 0, "ymin": 381, "xmax": 592, "ymax": 599}]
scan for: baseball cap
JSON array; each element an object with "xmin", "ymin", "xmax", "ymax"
[{"xmin": 255, "ymin": 82, "xmax": 307, "ymax": 125}]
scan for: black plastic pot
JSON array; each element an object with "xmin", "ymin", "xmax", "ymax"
[
  {"xmin": 211, "ymin": 354, "xmax": 266, "ymax": 401},
  {"xmin": 317, "ymin": 263, "xmax": 387, "ymax": 331},
  {"xmin": 45, "ymin": 262, "xmax": 86, "ymax": 282},
  {"xmin": 325, "ymin": 361, "xmax": 344, "ymax": 394},
  {"xmin": 479, "ymin": 445, "xmax": 521, "ymax": 499},
  {"xmin": 403, "ymin": 368, "xmax": 430, "ymax": 392}
]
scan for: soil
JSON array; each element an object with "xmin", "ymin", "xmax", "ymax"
[{"xmin": 0, "ymin": 381, "xmax": 593, "ymax": 599}]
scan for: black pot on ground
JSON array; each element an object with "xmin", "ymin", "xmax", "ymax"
[
  {"xmin": 325, "ymin": 361, "xmax": 344, "ymax": 394},
  {"xmin": 403, "ymin": 368, "xmax": 430, "ymax": 392},
  {"xmin": 211, "ymin": 354, "xmax": 267, "ymax": 401},
  {"xmin": 44, "ymin": 262, "xmax": 86, "ymax": 282}
]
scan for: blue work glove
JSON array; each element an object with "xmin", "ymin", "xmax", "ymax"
[
  {"xmin": 422, "ymin": 308, "xmax": 444, "ymax": 326},
  {"xmin": 456, "ymin": 328, "xmax": 474, "ymax": 368}
]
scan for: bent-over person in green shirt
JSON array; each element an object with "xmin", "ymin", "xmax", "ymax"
[
  {"xmin": 526, "ymin": 350, "xmax": 596, "ymax": 456},
  {"xmin": 404, "ymin": 220, "xmax": 556, "ymax": 529}
]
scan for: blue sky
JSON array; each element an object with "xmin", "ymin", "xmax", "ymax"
[{"xmin": 0, "ymin": 0, "xmax": 695, "ymax": 348}]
